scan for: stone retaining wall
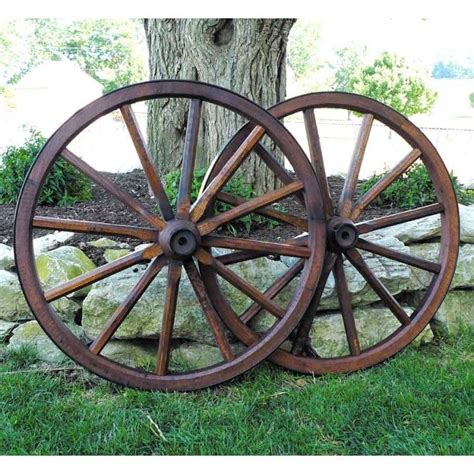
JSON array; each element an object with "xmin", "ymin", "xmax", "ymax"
[{"xmin": 1, "ymin": 205, "xmax": 473, "ymax": 369}]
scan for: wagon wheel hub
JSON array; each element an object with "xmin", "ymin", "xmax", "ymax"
[
  {"xmin": 158, "ymin": 219, "xmax": 201, "ymax": 259},
  {"xmin": 328, "ymin": 216, "xmax": 358, "ymax": 250}
]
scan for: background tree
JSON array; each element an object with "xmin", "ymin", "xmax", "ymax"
[
  {"xmin": 469, "ymin": 92, "xmax": 474, "ymax": 108},
  {"xmin": 287, "ymin": 20, "xmax": 325, "ymax": 92},
  {"xmin": 333, "ymin": 50, "xmax": 437, "ymax": 117},
  {"xmin": 0, "ymin": 19, "xmax": 146, "ymax": 93},
  {"xmin": 332, "ymin": 46, "xmax": 367, "ymax": 95},
  {"xmin": 144, "ymin": 18, "xmax": 295, "ymax": 193}
]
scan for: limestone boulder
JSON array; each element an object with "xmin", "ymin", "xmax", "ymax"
[
  {"xmin": 35, "ymin": 245, "xmax": 96, "ymax": 298},
  {"xmin": 308, "ymin": 305, "xmax": 432, "ymax": 358},
  {"xmin": 0, "ymin": 270, "xmax": 80, "ymax": 322},
  {"xmin": 33, "ymin": 231, "xmax": 75, "ymax": 255},
  {"xmin": 0, "ymin": 243, "xmax": 14, "ymax": 270},
  {"xmin": 8, "ymin": 320, "xmax": 88, "ymax": 364},
  {"xmin": 408, "ymin": 243, "xmax": 474, "ymax": 291},
  {"xmin": 0, "ymin": 320, "xmax": 18, "ymax": 342}
]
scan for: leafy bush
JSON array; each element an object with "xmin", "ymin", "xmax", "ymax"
[
  {"xmin": 0, "ymin": 131, "xmax": 93, "ymax": 206},
  {"xmin": 164, "ymin": 167, "xmax": 278, "ymax": 234},
  {"xmin": 360, "ymin": 163, "xmax": 473, "ymax": 209}
]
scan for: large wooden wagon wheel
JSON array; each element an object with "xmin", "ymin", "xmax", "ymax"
[
  {"xmin": 14, "ymin": 81, "xmax": 326, "ymax": 390},
  {"xmin": 201, "ymin": 92, "xmax": 459, "ymax": 374}
]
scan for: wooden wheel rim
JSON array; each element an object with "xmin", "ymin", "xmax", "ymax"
[
  {"xmin": 14, "ymin": 81, "xmax": 326, "ymax": 390},
  {"xmin": 202, "ymin": 92, "xmax": 459, "ymax": 374}
]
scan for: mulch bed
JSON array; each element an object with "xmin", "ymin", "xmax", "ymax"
[{"xmin": 0, "ymin": 170, "xmax": 402, "ymax": 266}]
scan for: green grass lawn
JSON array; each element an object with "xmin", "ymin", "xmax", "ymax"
[{"xmin": 0, "ymin": 330, "xmax": 472, "ymax": 455}]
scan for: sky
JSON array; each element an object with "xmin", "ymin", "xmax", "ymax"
[{"xmin": 316, "ymin": 15, "xmax": 473, "ymax": 67}]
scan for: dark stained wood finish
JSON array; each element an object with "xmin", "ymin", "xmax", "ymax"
[
  {"xmin": 33, "ymin": 216, "xmax": 158, "ymax": 241},
  {"xmin": 254, "ymin": 143, "xmax": 306, "ymax": 205},
  {"xmin": 196, "ymin": 248, "xmax": 286, "ymax": 319},
  {"xmin": 356, "ymin": 238, "xmax": 441, "ymax": 273},
  {"xmin": 14, "ymin": 80, "xmax": 328, "ymax": 391},
  {"xmin": 333, "ymin": 254, "xmax": 360, "ymax": 355},
  {"xmin": 44, "ymin": 244, "xmax": 162, "ymax": 302},
  {"xmin": 89, "ymin": 256, "xmax": 166, "ymax": 355},
  {"xmin": 156, "ymin": 260, "xmax": 182, "ymax": 375},
  {"xmin": 337, "ymin": 114, "xmax": 374, "ymax": 218},
  {"xmin": 61, "ymin": 148, "xmax": 165, "ymax": 230},
  {"xmin": 201, "ymin": 235, "xmax": 311, "ymax": 258},
  {"xmin": 190, "ymin": 125, "xmax": 265, "ymax": 222},
  {"xmin": 356, "ymin": 203, "xmax": 444, "ymax": 235},
  {"xmin": 291, "ymin": 253, "xmax": 337, "ymax": 355},
  {"xmin": 202, "ymin": 91, "xmax": 459, "ymax": 377},
  {"xmin": 240, "ymin": 259, "xmax": 304, "ymax": 324},
  {"xmin": 344, "ymin": 248, "xmax": 412, "ymax": 326},
  {"xmin": 120, "ymin": 104, "xmax": 174, "ymax": 221},
  {"xmin": 177, "ymin": 99, "xmax": 202, "ymax": 219},
  {"xmin": 351, "ymin": 148, "xmax": 421, "ymax": 220},
  {"xmin": 303, "ymin": 108, "xmax": 333, "ymax": 218},
  {"xmin": 197, "ymin": 180, "xmax": 304, "ymax": 235},
  {"xmin": 215, "ymin": 233, "xmax": 309, "ymax": 265},
  {"xmin": 216, "ymin": 191, "xmax": 308, "ymax": 231},
  {"xmin": 184, "ymin": 259, "xmax": 234, "ymax": 361}
]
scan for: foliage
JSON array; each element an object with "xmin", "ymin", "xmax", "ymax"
[
  {"xmin": 332, "ymin": 46, "xmax": 367, "ymax": 94},
  {"xmin": 0, "ymin": 329, "xmax": 472, "ymax": 454},
  {"xmin": 360, "ymin": 163, "xmax": 473, "ymax": 209},
  {"xmin": 333, "ymin": 50, "xmax": 437, "ymax": 116},
  {"xmin": 0, "ymin": 19, "xmax": 146, "ymax": 93},
  {"xmin": 469, "ymin": 92, "xmax": 474, "ymax": 108},
  {"xmin": 287, "ymin": 20, "xmax": 324, "ymax": 90},
  {"xmin": 164, "ymin": 167, "xmax": 278, "ymax": 235},
  {"xmin": 0, "ymin": 131, "xmax": 92, "ymax": 206}
]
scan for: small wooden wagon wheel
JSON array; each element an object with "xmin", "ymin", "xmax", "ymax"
[
  {"xmin": 201, "ymin": 92, "xmax": 459, "ymax": 374},
  {"xmin": 14, "ymin": 81, "xmax": 326, "ymax": 390}
]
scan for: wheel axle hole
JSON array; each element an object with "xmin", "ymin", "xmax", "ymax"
[
  {"xmin": 178, "ymin": 237, "xmax": 187, "ymax": 246},
  {"xmin": 341, "ymin": 231, "xmax": 350, "ymax": 240}
]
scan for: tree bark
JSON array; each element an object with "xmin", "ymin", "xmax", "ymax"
[{"xmin": 144, "ymin": 19, "xmax": 294, "ymax": 194}]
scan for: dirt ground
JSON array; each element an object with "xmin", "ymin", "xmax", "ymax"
[{"xmin": 0, "ymin": 170, "xmax": 402, "ymax": 265}]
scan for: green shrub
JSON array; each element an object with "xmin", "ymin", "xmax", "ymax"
[
  {"xmin": 0, "ymin": 131, "xmax": 93, "ymax": 206},
  {"xmin": 360, "ymin": 163, "xmax": 473, "ymax": 209},
  {"xmin": 164, "ymin": 167, "xmax": 278, "ymax": 234}
]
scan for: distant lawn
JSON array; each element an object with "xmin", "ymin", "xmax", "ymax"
[{"xmin": 0, "ymin": 330, "xmax": 472, "ymax": 455}]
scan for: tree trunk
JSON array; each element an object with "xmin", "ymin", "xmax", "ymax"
[{"xmin": 144, "ymin": 19, "xmax": 294, "ymax": 194}]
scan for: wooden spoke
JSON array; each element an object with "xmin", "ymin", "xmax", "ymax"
[
  {"xmin": 216, "ymin": 191, "xmax": 308, "ymax": 231},
  {"xmin": 33, "ymin": 216, "xmax": 158, "ymax": 241},
  {"xmin": 351, "ymin": 148, "xmax": 422, "ymax": 220},
  {"xmin": 184, "ymin": 259, "xmax": 234, "ymax": 362},
  {"xmin": 291, "ymin": 253, "xmax": 337, "ymax": 355},
  {"xmin": 190, "ymin": 125, "xmax": 265, "ymax": 222},
  {"xmin": 240, "ymin": 259, "xmax": 304, "ymax": 324},
  {"xmin": 197, "ymin": 180, "xmax": 304, "ymax": 235},
  {"xmin": 196, "ymin": 248, "xmax": 285, "ymax": 319},
  {"xmin": 201, "ymin": 235, "xmax": 311, "ymax": 258},
  {"xmin": 120, "ymin": 105, "xmax": 174, "ymax": 221},
  {"xmin": 61, "ymin": 148, "xmax": 165, "ymax": 230},
  {"xmin": 303, "ymin": 109, "xmax": 333, "ymax": 218},
  {"xmin": 333, "ymin": 253, "xmax": 360, "ymax": 355},
  {"xmin": 356, "ymin": 238, "xmax": 441, "ymax": 273},
  {"xmin": 177, "ymin": 99, "xmax": 202, "ymax": 219},
  {"xmin": 337, "ymin": 114, "xmax": 374, "ymax": 218},
  {"xmin": 89, "ymin": 256, "xmax": 166, "ymax": 355},
  {"xmin": 254, "ymin": 143, "xmax": 306, "ymax": 205},
  {"xmin": 216, "ymin": 234, "xmax": 309, "ymax": 265},
  {"xmin": 44, "ymin": 244, "xmax": 162, "ymax": 302},
  {"xmin": 344, "ymin": 248, "xmax": 411, "ymax": 326},
  {"xmin": 356, "ymin": 203, "xmax": 444, "ymax": 235},
  {"xmin": 156, "ymin": 260, "xmax": 182, "ymax": 375}
]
